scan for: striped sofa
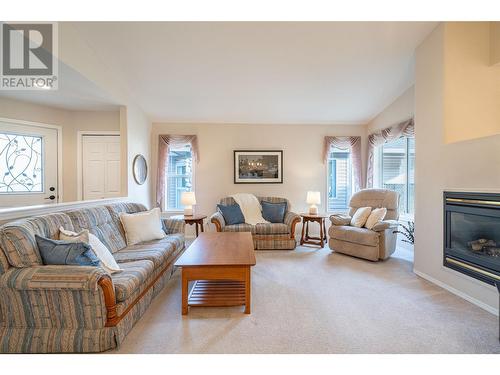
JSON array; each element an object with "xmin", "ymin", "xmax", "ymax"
[
  {"xmin": 210, "ymin": 196, "xmax": 300, "ymax": 250},
  {"xmin": 0, "ymin": 202, "xmax": 185, "ymax": 353}
]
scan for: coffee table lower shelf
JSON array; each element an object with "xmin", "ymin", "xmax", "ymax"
[{"xmin": 188, "ymin": 280, "xmax": 246, "ymax": 307}]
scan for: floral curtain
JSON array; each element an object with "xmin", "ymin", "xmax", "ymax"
[
  {"xmin": 323, "ymin": 136, "xmax": 363, "ymax": 192},
  {"xmin": 156, "ymin": 135, "xmax": 199, "ymax": 209},
  {"xmin": 366, "ymin": 118, "xmax": 414, "ymax": 188}
]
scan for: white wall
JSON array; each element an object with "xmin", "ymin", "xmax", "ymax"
[
  {"xmin": 443, "ymin": 22, "xmax": 500, "ymax": 144},
  {"xmin": 366, "ymin": 86, "xmax": 414, "ymax": 134},
  {"xmin": 123, "ymin": 106, "xmax": 153, "ymax": 207},
  {"xmin": 58, "ymin": 23, "xmax": 153, "ymax": 207},
  {"xmin": 152, "ymin": 122, "xmax": 367, "ymax": 234},
  {"xmin": 414, "ymin": 24, "xmax": 499, "ymax": 315},
  {"xmin": 0, "ymin": 96, "xmax": 120, "ymax": 202},
  {"xmin": 365, "ymin": 86, "xmax": 415, "ymax": 188}
]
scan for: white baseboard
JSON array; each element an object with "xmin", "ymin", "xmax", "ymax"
[{"xmin": 414, "ymin": 269, "xmax": 499, "ymax": 316}]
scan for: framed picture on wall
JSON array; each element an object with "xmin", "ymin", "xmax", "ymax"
[{"xmin": 234, "ymin": 150, "xmax": 283, "ymax": 184}]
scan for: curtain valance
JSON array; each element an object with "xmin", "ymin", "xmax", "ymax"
[
  {"xmin": 366, "ymin": 118, "xmax": 414, "ymax": 188},
  {"xmin": 323, "ymin": 136, "xmax": 363, "ymax": 192}
]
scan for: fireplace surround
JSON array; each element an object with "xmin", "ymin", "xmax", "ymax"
[{"xmin": 443, "ymin": 191, "xmax": 500, "ymax": 286}]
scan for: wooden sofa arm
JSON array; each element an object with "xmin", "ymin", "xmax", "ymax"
[
  {"xmin": 284, "ymin": 211, "xmax": 301, "ymax": 239},
  {"xmin": 97, "ymin": 276, "xmax": 118, "ymax": 327},
  {"xmin": 210, "ymin": 212, "xmax": 225, "ymax": 232}
]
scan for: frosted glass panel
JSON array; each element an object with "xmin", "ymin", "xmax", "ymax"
[{"xmin": 0, "ymin": 132, "xmax": 43, "ymax": 193}]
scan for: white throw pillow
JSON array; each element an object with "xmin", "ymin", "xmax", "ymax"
[
  {"xmin": 350, "ymin": 207, "xmax": 372, "ymax": 228},
  {"xmin": 59, "ymin": 227, "xmax": 122, "ymax": 274},
  {"xmin": 119, "ymin": 207, "xmax": 166, "ymax": 246},
  {"xmin": 364, "ymin": 207, "xmax": 387, "ymax": 230}
]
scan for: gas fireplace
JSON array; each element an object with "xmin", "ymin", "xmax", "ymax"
[{"xmin": 444, "ymin": 192, "xmax": 500, "ymax": 286}]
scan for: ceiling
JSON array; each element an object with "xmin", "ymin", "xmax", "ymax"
[
  {"xmin": 0, "ymin": 62, "xmax": 121, "ymax": 112},
  {"xmin": 3, "ymin": 22, "xmax": 438, "ymax": 122},
  {"xmin": 70, "ymin": 22, "xmax": 437, "ymax": 124}
]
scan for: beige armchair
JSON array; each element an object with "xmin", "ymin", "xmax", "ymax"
[{"xmin": 328, "ymin": 189, "xmax": 400, "ymax": 261}]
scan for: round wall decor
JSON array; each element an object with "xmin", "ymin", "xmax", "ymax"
[{"xmin": 132, "ymin": 154, "xmax": 148, "ymax": 185}]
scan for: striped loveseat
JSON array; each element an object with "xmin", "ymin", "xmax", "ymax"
[
  {"xmin": 0, "ymin": 202, "xmax": 185, "ymax": 353},
  {"xmin": 210, "ymin": 196, "xmax": 301, "ymax": 250}
]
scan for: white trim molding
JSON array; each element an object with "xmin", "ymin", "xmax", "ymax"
[
  {"xmin": 0, "ymin": 197, "xmax": 127, "ymax": 223},
  {"xmin": 76, "ymin": 130, "xmax": 121, "ymax": 201},
  {"xmin": 414, "ymin": 268, "xmax": 499, "ymax": 316}
]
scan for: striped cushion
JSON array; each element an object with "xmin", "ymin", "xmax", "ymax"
[
  {"xmin": 254, "ymin": 238, "xmax": 297, "ymax": 250},
  {"xmin": 223, "ymin": 223, "xmax": 256, "ymax": 234},
  {"xmin": 113, "ymin": 235, "xmax": 184, "ymax": 267},
  {"xmin": 107, "ymin": 202, "xmax": 147, "ymax": 215},
  {"xmin": 162, "ymin": 217, "xmax": 185, "ymax": 234},
  {"xmin": 255, "ymin": 223, "xmax": 289, "ymax": 235},
  {"xmin": 111, "ymin": 260, "xmax": 154, "ymax": 302},
  {"xmin": 106, "ymin": 203, "xmax": 147, "ymax": 239},
  {"xmin": 0, "ymin": 213, "xmax": 74, "ymax": 268},
  {"xmin": 66, "ymin": 207, "xmax": 126, "ymax": 253}
]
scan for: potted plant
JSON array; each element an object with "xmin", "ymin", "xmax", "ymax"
[{"xmin": 394, "ymin": 220, "xmax": 414, "ymax": 245}]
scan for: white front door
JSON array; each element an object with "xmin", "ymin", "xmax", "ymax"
[
  {"xmin": 0, "ymin": 119, "xmax": 59, "ymax": 208},
  {"xmin": 82, "ymin": 135, "xmax": 121, "ymax": 200}
]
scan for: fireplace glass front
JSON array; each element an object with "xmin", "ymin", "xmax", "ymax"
[{"xmin": 444, "ymin": 192, "xmax": 500, "ymax": 286}]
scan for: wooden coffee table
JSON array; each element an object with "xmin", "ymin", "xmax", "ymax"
[{"xmin": 174, "ymin": 232, "xmax": 256, "ymax": 315}]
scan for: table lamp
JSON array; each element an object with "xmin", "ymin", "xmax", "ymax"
[
  {"xmin": 181, "ymin": 191, "xmax": 196, "ymax": 216},
  {"xmin": 306, "ymin": 191, "xmax": 321, "ymax": 215}
]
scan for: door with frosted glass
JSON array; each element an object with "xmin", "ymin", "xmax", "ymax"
[{"xmin": 0, "ymin": 119, "xmax": 59, "ymax": 208}]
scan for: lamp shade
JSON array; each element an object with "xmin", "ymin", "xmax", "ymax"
[
  {"xmin": 180, "ymin": 191, "xmax": 196, "ymax": 206},
  {"xmin": 306, "ymin": 191, "xmax": 321, "ymax": 205}
]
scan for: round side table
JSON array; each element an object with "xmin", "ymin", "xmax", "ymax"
[
  {"xmin": 300, "ymin": 213, "xmax": 328, "ymax": 247},
  {"xmin": 175, "ymin": 214, "xmax": 207, "ymax": 237}
]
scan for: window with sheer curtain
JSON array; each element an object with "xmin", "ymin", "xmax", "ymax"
[
  {"xmin": 375, "ymin": 137, "xmax": 415, "ymax": 214},
  {"xmin": 165, "ymin": 143, "xmax": 193, "ymax": 211},
  {"xmin": 327, "ymin": 147, "xmax": 353, "ymax": 211}
]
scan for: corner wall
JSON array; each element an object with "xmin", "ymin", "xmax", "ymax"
[
  {"xmin": 366, "ymin": 86, "xmax": 415, "ymax": 134},
  {"xmin": 414, "ymin": 24, "xmax": 499, "ymax": 314}
]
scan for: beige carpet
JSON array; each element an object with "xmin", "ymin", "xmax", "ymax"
[{"xmin": 112, "ymin": 245, "xmax": 499, "ymax": 354}]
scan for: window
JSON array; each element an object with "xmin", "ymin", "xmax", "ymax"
[
  {"xmin": 165, "ymin": 144, "xmax": 193, "ymax": 211},
  {"xmin": 327, "ymin": 147, "xmax": 352, "ymax": 211},
  {"xmin": 0, "ymin": 132, "xmax": 43, "ymax": 193},
  {"xmin": 377, "ymin": 137, "xmax": 414, "ymax": 214}
]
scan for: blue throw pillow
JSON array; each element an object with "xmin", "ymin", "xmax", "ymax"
[
  {"xmin": 261, "ymin": 201, "xmax": 287, "ymax": 223},
  {"xmin": 217, "ymin": 204, "xmax": 245, "ymax": 225},
  {"xmin": 35, "ymin": 235, "xmax": 101, "ymax": 267}
]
